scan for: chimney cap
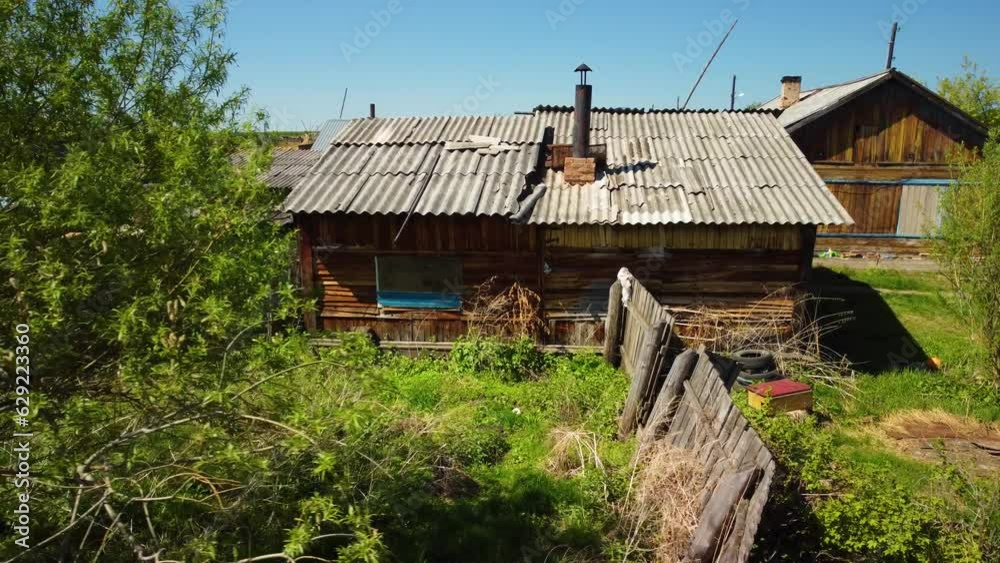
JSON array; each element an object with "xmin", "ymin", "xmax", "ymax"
[
  {"xmin": 575, "ymin": 63, "xmax": 593, "ymax": 85},
  {"xmin": 781, "ymin": 75, "xmax": 802, "ymax": 84}
]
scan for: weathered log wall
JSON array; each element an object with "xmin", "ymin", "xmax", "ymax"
[{"xmin": 298, "ymin": 215, "xmax": 807, "ymax": 345}]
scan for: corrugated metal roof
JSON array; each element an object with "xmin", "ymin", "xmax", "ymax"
[
  {"xmin": 525, "ymin": 109, "xmax": 852, "ymax": 226},
  {"xmin": 284, "ymin": 119, "xmax": 541, "ymax": 216},
  {"xmin": 530, "ymin": 172, "xmax": 850, "ymax": 226},
  {"xmin": 244, "ymin": 149, "xmax": 320, "ymax": 189},
  {"xmin": 333, "ymin": 115, "xmax": 545, "ymax": 145},
  {"xmin": 283, "ymin": 110, "xmax": 852, "ymax": 226},
  {"xmin": 760, "ymin": 70, "xmax": 890, "ymax": 131},
  {"xmin": 311, "ymin": 119, "xmax": 352, "ymax": 152},
  {"xmin": 761, "ymin": 69, "xmax": 987, "ymax": 135}
]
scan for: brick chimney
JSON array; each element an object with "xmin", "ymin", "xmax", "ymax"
[{"xmin": 779, "ymin": 76, "xmax": 802, "ymax": 109}]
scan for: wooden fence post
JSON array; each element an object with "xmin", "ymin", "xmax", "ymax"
[
  {"xmin": 619, "ymin": 319, "xmax": 668, "ymax": 438},
  {"xmin": 643, "ymin": 348, "xmax": 698, "ymax": 444},
  {"xmin": 603, "ymin": 280, "xmax": 624, "ymax": 366}
]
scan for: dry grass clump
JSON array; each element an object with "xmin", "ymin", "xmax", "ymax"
[
  {"xmin": 618, "ymin": 441, "xmax": 705, "ymax": 562},
  {"xmin": 882, "ymin": 408, "xmax": 1000, "ymax": 441},
  {"xmin": 670, "ymin": 289, "xmax": 857, "ymax": 390},
  {"xmin": 466, "ymin": 277, "xmax": 545, "ymax": 339},
  {"xmin": 545, "ymin": 427, "xmax": 604, "ymax": 476}
]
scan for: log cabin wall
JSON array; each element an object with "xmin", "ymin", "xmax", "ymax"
[
  {"xmin": 297, "ymin": 214, "xmax": 541, "ymax": 342},
  {"xmin": 297, "ymin": 215, "xmax": 810, "ymax": 346},
  {"xmin": 542, "ymin": 224, "xmax": 805, "ymax": 345},
  {"xmin": 790, "ymin": 79, "xmax": 985, "ymax": 254}
]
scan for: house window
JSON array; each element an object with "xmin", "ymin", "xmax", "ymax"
[{"xmin": 375, "ymin": 256, "xmax": 462, "ymax": 310}]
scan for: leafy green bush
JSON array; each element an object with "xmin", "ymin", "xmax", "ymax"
[
  {"xmin": 737, "ymin": 392, "xmax": 963, "ymax": 562},
  {"xmin": 814, "ymin": 467, "xmax": 938, "ymax": 561},
  {"xmin": 935, "ymin": 133, "xmax": 1000, "ymax": 384},
  {"xmin": 2, "ymin": 334, "xmax": 638, "ymax": 561},
  {"xmin": 450, "ymin": 335, "xmax": 548, "ymax": 381}
]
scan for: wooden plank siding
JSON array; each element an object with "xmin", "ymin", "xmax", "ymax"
[
  {"xmin": 793, "ymin": 80, "xmax": 983, "ymax": 166},
  {"xmin": 790, "ymin": 78, "xmax": 983, "ymax": 248},
  {"xmin": 822, "ymin": 183, "xmax": 903, "ymax": 234},
  {"xmin": 296, "ymin": 215, "xmax": 809, "ymax": 346},
  {"xmin": 897, "ymin": 185, "xmax": 941, "ymax": 236}
]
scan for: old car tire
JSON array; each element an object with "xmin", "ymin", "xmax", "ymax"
[
  {"xmin": 732, "ymin": 349, "xmax": 774, "ymax": 371},
  {"xmin": 735, "ymin": 369, "xmax": 781, "ymax": 387}
]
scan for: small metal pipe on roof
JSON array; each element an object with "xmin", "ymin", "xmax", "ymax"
[
  {"xmin": 573, "ymin": 64, "xmax": 593, "ymax": 158},
  {"xmin": 369, "ymin": 103, "xmax": 376, "ymax": 119}
]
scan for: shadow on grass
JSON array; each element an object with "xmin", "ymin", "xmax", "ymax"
[
  {"xmin": 377, "ymin": 469, "xmax": 606, "ymax": 562},
  {"xmin": 808, "ymin": 267, "xmax": 929, "ymax": 374}
]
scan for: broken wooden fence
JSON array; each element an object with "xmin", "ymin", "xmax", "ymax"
[
  {"xmin": 604, "ymin": 269, "xmax": 776, "ymax": 563},
  {"xmin": 605, "ymin": 269, "xmax": 679, "ymax": 438}
]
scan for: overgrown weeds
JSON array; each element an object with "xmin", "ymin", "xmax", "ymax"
[
  {"xmin": 466, "ymin": 277, "xmax": 546, "ymax": 340},
  {"xmin": 669, "ymin": 289, "xmax": 858, "ymax": 390}
]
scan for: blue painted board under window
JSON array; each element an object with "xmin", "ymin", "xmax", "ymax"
[{"xmin": 376, "ymin": 291, "xmax": 461, "ymax": 310}]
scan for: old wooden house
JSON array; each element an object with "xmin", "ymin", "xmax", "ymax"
[
  {"xmin": 283, "ymin": 71, "xmax": 852, "ymax": 346},
  {"xmin": 762, "ymin": 69, "xmax": 987, "ymax": 255}
]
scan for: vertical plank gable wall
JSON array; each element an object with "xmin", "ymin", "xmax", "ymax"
[{"xmin": 792, "ymin": 79, "xmax": 983, "ymax": 253}]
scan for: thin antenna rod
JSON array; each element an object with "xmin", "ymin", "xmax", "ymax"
[
  {"xmin": 682, "ymin": 18, "xmax": 738, "ymax": 110},
  {"xmin": 730, "ymin": 75, "xmax": 737, "ymax": 111},
  {"xmin": 338, "ymin": 87, "xmax": 348, "ymax": 119},
  {"xmin": 885, "ymin": 22, "xmax": 898, "ymax": 69}
]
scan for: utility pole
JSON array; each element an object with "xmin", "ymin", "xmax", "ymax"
[
  {"xmin": 730, "ymin": 75, "xmax": 737, "ymax": 111},
  {"xmin": 885, "ymin": 22, "xmax": 898, "ymax": 69},
  {"xmin": 338, "ymin": 88, "xmax": 348, "ymax": 119},
  {"xmin": 682, "ymin": 18, "xmax": 739, "ymax": 110}
]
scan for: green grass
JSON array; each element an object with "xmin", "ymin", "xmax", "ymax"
[
  {"xmin": 827, "ymin": 428, "xmax": 943, "ymax": 489},
  {"xmin": 813, "ymin": 268, "xmax": 997, "ymax": 423},
  {"xmin": 821, "ymin": 265, "xmax": 952, "ymax": 293},
  {"xmin": 747, "ymin": 266, "xmax": 999, "ymax": 561},
  {"xmin": 320, "ymin": 336, "xmax": 638, "ymax": 561}
]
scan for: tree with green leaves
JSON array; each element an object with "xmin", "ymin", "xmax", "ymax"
[
  {"xmin": 935, "ymin": 134, "xmax": 1000, "ymax": 385},
  {"xmin": 0, "ymin": 0, "xmax": 298, "ymax": 393},
  {"xmin": 0, "ymin": 1, "xmax": 394, "ymax": 560},
  {"xmin": 935, "ymin": 58, "xmax": 1000, "ymax": 385},
  {"xmin": 0, "ymin": 4, "xmax": 632, "ymax": 561},
  {"xmin": 938, "ymin": 56, "xmax": 1000, "ymax": 131}
]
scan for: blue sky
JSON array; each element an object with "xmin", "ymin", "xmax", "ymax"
[{"xmin": 222, "ymin": 0, "xmax": 1000, "ymax": 129}]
